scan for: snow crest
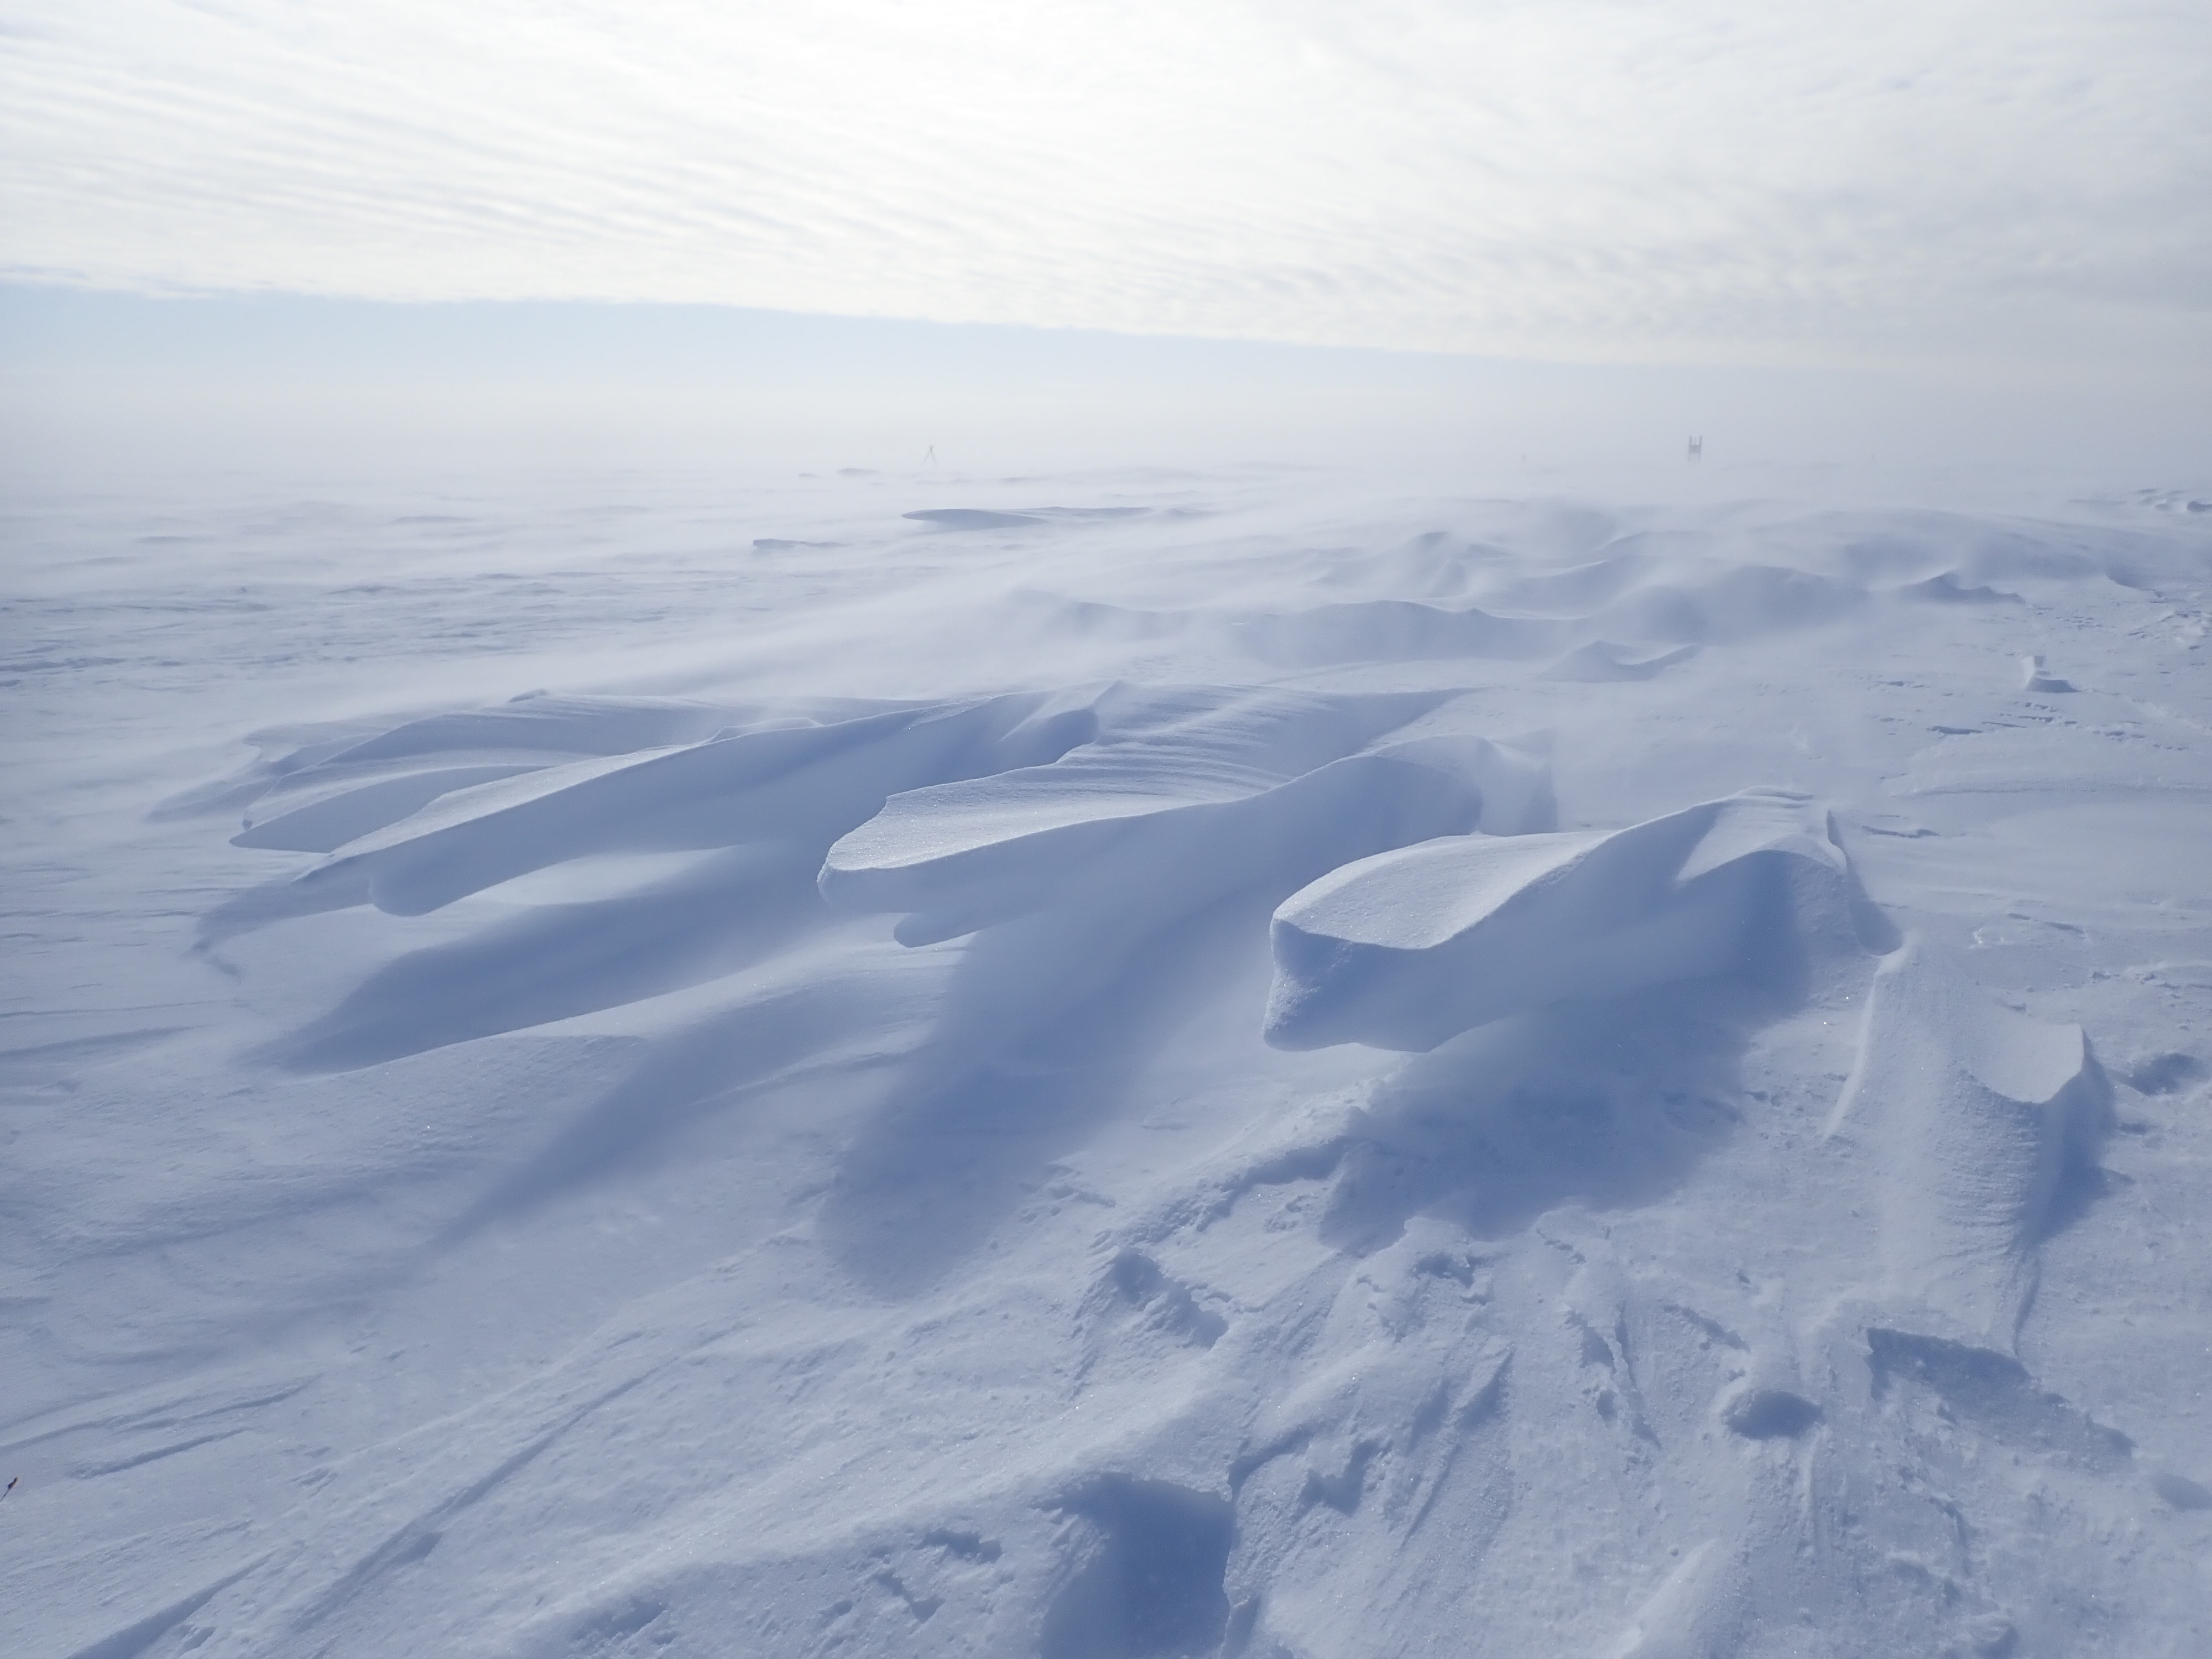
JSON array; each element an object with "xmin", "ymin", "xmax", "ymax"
[{"xmin": 1262, "ymin": 789, "xmax": 1857, "ymax": 1052}]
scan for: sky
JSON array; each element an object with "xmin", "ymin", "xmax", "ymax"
[{"xmin": 2, "ymin": 1, "xmax": 2207, "ymax": 478}]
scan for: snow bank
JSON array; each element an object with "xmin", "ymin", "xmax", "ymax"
[
  {"xmin": 823, "ymin": 687, "xmax": 1552, "ymax": 945},
  {"xmin": 1264, "ymin": 789, "xmax": 1864, "ymax": 1052},
  {"xmin": 300, "ymin": 693, "xmax": 1082, "ymax": 918},
  {"xmin": 1830, "ymin": 937, "xmax": 2110, "ymax": 1342}
]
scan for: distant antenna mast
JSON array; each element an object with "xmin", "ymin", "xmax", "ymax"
[{"xmin": 1687, "ymin": 435, "xmax": 1703, "ymax": 462}]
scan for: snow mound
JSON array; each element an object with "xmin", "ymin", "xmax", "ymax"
[
  {"xmin": 822, "ymin": 686, "xmax": 1553, "ymax": 946},
  {"xmin": 1264, "ymin": 790, "xmax": 1864, "ymax": 1052},
  {"xmin": 1830, "ymin": 937, "xmax": 2110, "ymax": 1342},
  {"xmin": 1538, "ymin": 640, "xmax": 1697, "ymax": 682},
  {"xmin": 1227, "ymin": 601, "xmax": 1567, "ymax": 666},
  {"xmin": 300, "ymin": 695, "xmax": 1082, "ymax": 918}
]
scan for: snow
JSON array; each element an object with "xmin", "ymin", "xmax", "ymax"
[
  {"xmin": 4, "ymin": 465, "xmax": 2211, "ymax": 1657},
  {"xmin": 1262, "ymin": 790, "xmax": 1854, "ymax": 1052}
]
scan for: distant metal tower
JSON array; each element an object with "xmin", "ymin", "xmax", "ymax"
[{"xmin": 1687, "ymin": 435, "xmax": 1703, "ymax": 461}]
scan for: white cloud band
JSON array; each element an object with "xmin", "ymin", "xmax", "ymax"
[{"xmin": 2, "ymin": 0, "xmax": 2206, "ymax": 365}]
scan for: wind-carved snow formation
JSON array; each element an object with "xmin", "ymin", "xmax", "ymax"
[
  {"xmin": 6, "ymin": 476, "xmax": 2209, "ymax": 1658},
  {"xmin": 820, "ymin": 688, "xmax": 1554, "ymax": 948},
  {"xmin": 1263, "ymin": 789, "xmax": 1865, "ymax": 1052},
  {"xmin": 1828, "ymin": 940, "xmax": 2110, "ymax": 1346}
]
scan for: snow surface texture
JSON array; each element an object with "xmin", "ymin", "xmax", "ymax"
[{"xmin": 4, "ymin": 469, "xmax": 2211, "ymax": 1657}]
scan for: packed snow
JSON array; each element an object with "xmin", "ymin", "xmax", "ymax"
[{"xmin": 4, "ymin": 465, "xmax": 2211, "ymax": 1657}]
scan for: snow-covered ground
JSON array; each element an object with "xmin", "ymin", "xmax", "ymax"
[{"xmin": 4, "ymin": 465, "xmax": 2210, "ymax": 1658}]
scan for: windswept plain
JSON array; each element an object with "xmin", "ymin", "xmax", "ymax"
[{"xmin": 3, "ymin": 464, "xmax": 2210, "ymax": 1657}]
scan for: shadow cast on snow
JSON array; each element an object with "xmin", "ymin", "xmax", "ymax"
[
  {"xmin": 262, "ymin": 843, "xmax": 832, "ymax": 1073},
  {"xmin": 1315, "ymin": 844, "xmax": 1863, "ymax": 1253},
  {"xmin": 1321, "ymin": 981, "xmax": 1754, "ymax": 1252},
  {"xmin": 436, "ymin": 978, "xmax": 878, "ymax": 1245},
  {"xmin": 819, "ymin": 888, "xmax": 1279, "ymax": 1298}
]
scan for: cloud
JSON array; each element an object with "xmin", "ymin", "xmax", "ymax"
[{"xmin": 1, "ymin": 0, "xmax": 2206, "ymax": 366}]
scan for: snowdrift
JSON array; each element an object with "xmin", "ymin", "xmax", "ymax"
[
  {"xmin": 6, "ymin": 474, "xmax": 2210, "ymax": 1659},
  {"xmin": 1262, "ymin": 789, "xmax": 1871, "ymax": 1052}
]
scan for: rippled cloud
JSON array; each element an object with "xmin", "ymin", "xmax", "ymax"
[{"xmin": 2, "ymin": 1, "xmax": 2205, "ymax": 364}]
